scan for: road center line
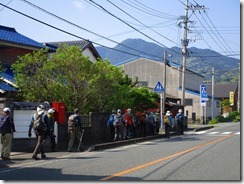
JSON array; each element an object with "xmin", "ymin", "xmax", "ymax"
[{"xmin": 100, "ymin": 134, "xmax": 235, "ymax": 181}]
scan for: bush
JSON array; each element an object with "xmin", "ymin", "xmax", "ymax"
[{"xmin": 209, "ymin": 117, "xmax": 219, "ymax": 124}]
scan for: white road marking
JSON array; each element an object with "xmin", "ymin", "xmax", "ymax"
[{"xmin": 221, "ymin": 132, "xmax": 232, "ymax": 135}]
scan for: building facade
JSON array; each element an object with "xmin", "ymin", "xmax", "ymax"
[{"xmin": 117, "ymin": 57, "xmax": 221, "ymax": 122}]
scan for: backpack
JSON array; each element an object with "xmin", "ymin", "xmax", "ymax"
[
  {"xmin": 33, "ymin": 112, "xmax": 46, "ymax": 131},
  {"xmin": 154, "ymin": 113, "xmax": 160, "ymax": 122},
  {"xmin": 124, "ymin": 113, "xmax": 133, "ymax": 125},
  {"xmin": 68, "ymin": 114, "xmax": 78, "ymax": 130},
  {"xmin": 113, "ymin": 114, "xmax": 123, "ymax": 127},
  {"xmin": 108, "ymin": 114, "xmax": 115, "ymax": 126},
  {"xmin": 148, "ymin": 115, "xmax": 155, "ymax": 125},
  {"xmin": 177, "ymin": 114, "xmax": 183, "ymax": 122},
  {"xmin": 164, "ymin": 115, "xmax": 169, "ymax": 123}
]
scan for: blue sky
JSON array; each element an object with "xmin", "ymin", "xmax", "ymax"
[{"xmin": 0, "ymin": 0, "xmax": 240, "ymax": 59}]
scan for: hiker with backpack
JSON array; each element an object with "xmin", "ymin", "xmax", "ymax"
[
  {"xmin": 107, "ymin": 110, "xmax": 116, "ymax": 141},
  {"xmin": 175, "ymin": 109, "xmax": 186, "ymax": 135},
  {"xmin": 113, "ymin": 109, "xmax": 124, "ymax": 141},
  {"xmin": 28, "ymin": 105, "xmax": 50, "ymax": 160},
  {"xmin": 164, "ymin": 111, "xmax": 173, "ymax": 138},
  {"xmin": 124, "ymin": 108, "xmax": 134, "ymax": 139},
  {"xmin": 0, "ymin": 107, "xmax": 16, "ymax": 160},
  {"xmin": 67, "ymin": 108, "xmax": 84, "ymax": 152},
  {"xmin": 154, "ymin": 109, "xmax": 160, "ymax": 134},
  {"xmin": 138, "ymin": 111, "xmax": 148, "ymax": 137},
  {"xmin": 147, "ymin": 111, "xmax": 156, "ymax": 136},
  {"xmin": 47, "ymin": 108, "xmax": 56, "ymax": 152}
]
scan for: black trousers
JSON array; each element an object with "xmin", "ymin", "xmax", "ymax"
[
  {"xmin": 165, "ymin": 123, "xmax": 171, "ymax": 138},
  {"xmin": 177, "ymin": 121, "xmax": 184, "ymax": 135}
]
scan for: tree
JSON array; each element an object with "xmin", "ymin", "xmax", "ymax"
[
  {"xmin": 12, "ymin": 45, "xmax": 159, "ymax": 114},
  {"xmin": 12, "ymin": 45, "xmax": 95, "ymax": 112}
]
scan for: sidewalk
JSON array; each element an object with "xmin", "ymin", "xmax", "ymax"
[{"xmin": 9, "ymin": 124, "xmax": 214, "ymax": 158}]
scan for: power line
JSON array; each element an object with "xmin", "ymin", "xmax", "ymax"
[
  {"xmin": 19, "ymin": 0, "xmax": 162, "ymax": 60},
  {"xmin": 107, "ymin": 0, "xmax": 180, "ymax": 47},
  {"xmin": 0, "ymin": 2, "xmax": 155, "ymax": 59},
  {"xmin": 85, "ymin": 0, "xmax": 181, "ymax": 56}
]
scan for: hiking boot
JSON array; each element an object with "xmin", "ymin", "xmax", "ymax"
[
  {"xmin": 32, "ymin": 155, "xmax": 40, "ymax": 160},
  {"xmin": 2, "ymin": 156, "xmax": 10, "ymax": 160}
]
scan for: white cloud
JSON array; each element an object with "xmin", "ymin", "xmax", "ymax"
[{"xmin": 72, "ymin": 1, "xmax": 84, "ymax": 11}]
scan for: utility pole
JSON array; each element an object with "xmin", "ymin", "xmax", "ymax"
[
  {"xmin": 181, "ymin": 0, "xmax": 189, "ymax": 106},
  {"xmin": 237, "ymin": 62, "xmax": 240, "ymax": 113},
  {"xmin": 163, "ymin": 50, "xmax": 167, "ymax": 115},
  {"xmin": 211, "ymin": 67, "xmax": 214, "ymax": 121}
]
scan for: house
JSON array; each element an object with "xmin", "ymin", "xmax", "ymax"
[
  {"xmin": 206, "ymin": 83, "xmax": 239, "ymax": 114},
  {"xmin": 116, "ymin": 57, "xmax": 221, "ymax": 122},
  {"xmin": 44, "ymin": 40, "xmax": 101, "ymax": 63},
  {"xmin": 0, "ymin": 25, "xmax": 101, "ymax": 97},
  {"xmin": 0, "ymin": 25, "xmax": 55, "ymax": 96}
]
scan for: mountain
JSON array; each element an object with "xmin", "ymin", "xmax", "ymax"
[{"xmin": 96, "ymin": 38, "xmax": 240, "ymax": 83}]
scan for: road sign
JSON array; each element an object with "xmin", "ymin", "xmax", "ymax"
[
  {"xmin": 229, "ymin": 91, "xmax": 234, "ymax": 106},
  {"xmin": 200, "ymin": 84, "xmax": 208, "ymax": 101},
  {"xmin": 154, "ymin": 81, "xmax": 164, "ymax": 93}
]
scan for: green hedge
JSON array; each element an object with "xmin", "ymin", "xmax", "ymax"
[{"xmin": 209, "ymin": 111, "xmax": 240, "ymax": 124}]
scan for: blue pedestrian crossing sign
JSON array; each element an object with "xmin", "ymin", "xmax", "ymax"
[
  {"xmin": 154, "ymin": 81, "xmax": 164, "ymax": 93},
  {"xmin": 200, "ymin": 84, "xmax": 208, "ymax": 106}
]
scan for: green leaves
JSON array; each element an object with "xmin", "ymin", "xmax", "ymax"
[{"xmin": 12, "ymin": 45, "xmax": 159, "ymax": 114}]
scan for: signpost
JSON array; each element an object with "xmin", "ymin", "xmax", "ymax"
[
  {"xmin": 154, "ymin": 81, "xmax": 164, "ymax": 131},
  {"xmin": 200, "ymin": 84, "xmax": 208, "ymax": 125}
]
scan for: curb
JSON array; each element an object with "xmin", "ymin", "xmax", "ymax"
[
  {"xmin": 88, "ymin": 126, "xmax": 214, "ymax": 152},
  {"xmin": 193, "ymin": 125, "xmax": 214, "ymax": 132}
]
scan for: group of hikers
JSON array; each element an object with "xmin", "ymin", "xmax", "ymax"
[
  {"xmin": 0, "ymin": 105, "xmax": 83, "ymax": 161},
  {"xmin": 27, "ymin": 105, "xmax": 84, "ymax": 160},
  {"xmin": 107, "ymin": 108, "xmax": 186, "ymax": 142},
  {"xmin": 0, "ymin": 105, "xmax": 186, "ymax": 161}
]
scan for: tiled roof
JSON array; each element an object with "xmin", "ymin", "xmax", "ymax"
[
  {"xmin": 206, "ymin": 83, "xmax": 237, "ymax": 98},
  {"xmin": 0, "ymin": 82, "xmax": 17, "ymax": 92},
  {"xmin": 0, "ymin": 65, "xmax": 17, "ymax": 93},
  {"xmin": 1, "ymin": 66, "xmax": 14, "ymax": 82},
  {"xmin": 0, "ymin": 25, "xmax": 46, "ymax": 49},
  {"xmin": 45, "ymin": 40, "xmax": 101, "ymax": 58},
  {"xmin": 46, "ymin": 40, "xmax": 89, "ymax": 49}
]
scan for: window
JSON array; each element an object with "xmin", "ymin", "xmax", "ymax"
[
  {"xmin": 216, "ymin": 101, "xmax": 220, "ymax": 108},
  {"xmin": 185, "ymin": 98, "xmax": 193, "ymax": 106}
]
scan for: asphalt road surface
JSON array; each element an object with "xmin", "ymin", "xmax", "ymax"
[{"xmin": 0, "ymin": 122, "xmax": 240, "ymax": 181}]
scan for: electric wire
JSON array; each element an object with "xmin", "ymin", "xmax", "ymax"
[
  {"xmin": 19, "ymin": 0, "xmax": 163, "ymax": 60},
  {"xmin": 0, "ymin": 2, "xmax": 150, "ymax": 59},
  {"xmin": 107, "ymin": 0, "xmax": 180, "ymax": 47},
  {"xmin": 85, "ymin": 0, "xmax": 181, "ymax": 56}
]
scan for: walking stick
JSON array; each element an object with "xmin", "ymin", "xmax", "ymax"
[{"xmin": 78, "ymin": 129, "xmax": 85, "ymax": 151}]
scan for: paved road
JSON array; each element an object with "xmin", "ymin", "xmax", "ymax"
[{"xmin": 0, "ymin": 122, "xmax": 240, "ymax": 181}]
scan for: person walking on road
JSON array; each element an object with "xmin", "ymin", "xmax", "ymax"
[
  {"xmin": 124, "ymin": 108, "xmax": 134, "ymax": 139},
  {"xmin": 164, "ymin": 111, "xmax": 173, "ymax": 138},
  {"xmin": 113, "ymin": 109, "xmax": 124, "ymax": 141},
  {"xmin": 107, "ymin": 110, "xmax": 116, "ymax": 141},
  {"xmin": 175, "ymin": 109, "xmax": 186, "ymax": 135},
  {"xmin": 47, "ymin": 108, "xmax": 56, "ymax": 152},
  {"xmin": 28, "ymin": 105, "xmax": 50, "ymax": 160},
  {"xmin": 154, "ymin": 109, "xmax": 160, "ymax": 134},
  {"xmin": 67, "ymin": 108, "xmax": 84, "ymax": 152},
  {"xmin": 0, "ymin": 107, "xmax": 16, "ymax": 160}
]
